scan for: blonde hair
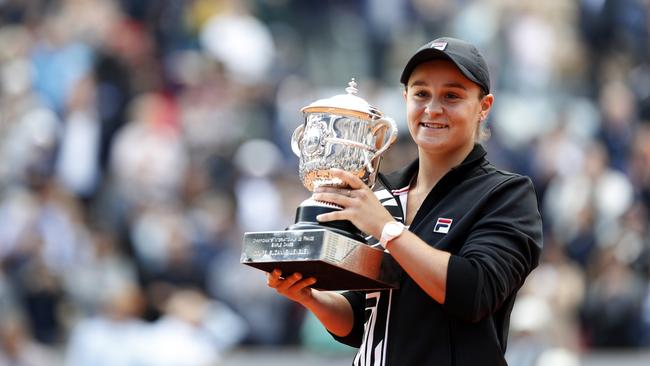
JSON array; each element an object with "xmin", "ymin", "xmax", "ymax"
[{"xmin": 477, "ymin": 120, "xmax": 491, "ymax": 143}]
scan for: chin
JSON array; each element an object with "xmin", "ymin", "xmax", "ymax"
[
  {"xmin": 415, "ymin": 135, "xmax": 448, "ymax": 148},
  {"xmin": 418, "ymin": 139, "xmax": 470, "ymax": 156}
]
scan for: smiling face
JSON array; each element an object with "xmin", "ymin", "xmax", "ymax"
[{"xmin": 404, "ymin": 59, "xmax": 493, "ymax": 161}]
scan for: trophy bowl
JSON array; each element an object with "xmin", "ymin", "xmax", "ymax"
[{"xmin": 291, "ymin": 79, "xmax": 398, "ymax": 192}]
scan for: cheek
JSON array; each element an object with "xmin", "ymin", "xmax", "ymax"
[
  {"xmin": 406, "ymin": 106, "xmax": 421, "ymax": 132},
  {"xmin": 406, "ymin": 101, "xmax": 423, "ymax": 122},
  {"xmin": 448, "ymin": 107, "xmax": 478, "ymax": 136}
]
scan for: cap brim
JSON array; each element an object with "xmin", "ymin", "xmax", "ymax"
[{"xmin": 400, "ymin": 48, "xmax": 485, "ymax": 91}]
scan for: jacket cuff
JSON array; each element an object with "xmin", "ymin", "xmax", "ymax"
[{"xmin": 444, "ymin": 254, "xmax": 479, "ymax": 321}]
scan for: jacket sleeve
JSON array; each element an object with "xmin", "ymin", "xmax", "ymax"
[
  {"xmin": 443, "ymin": 175, "xmax": 543, "ymax": 323},
  {"xmin": 328, "ymin": 290, "xmax": 367, "ymax": 347}
]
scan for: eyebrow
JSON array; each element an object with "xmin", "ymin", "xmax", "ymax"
[
  {"xmin": 442, "ymin": 82, "xmax": 468, "ymax": 90},
  {"xmin": 409, "ymin": 80, "xmax": 468, "ymax": 90}
]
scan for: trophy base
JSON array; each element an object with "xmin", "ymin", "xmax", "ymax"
[{"xmin": 241, "ymin": 229, "xmax": 400, "ymax": 291}]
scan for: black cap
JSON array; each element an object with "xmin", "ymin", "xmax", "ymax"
[{"xmin": 400, "ymin": 37, "xmax": 490, "ymax": 93}]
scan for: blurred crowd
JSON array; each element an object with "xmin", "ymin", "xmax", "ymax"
[{"xmin": 0, "ymin": 0, "xmax": 649, "ymax": 365}]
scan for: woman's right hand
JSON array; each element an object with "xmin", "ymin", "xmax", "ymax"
[
  {"xmin": 266, "ymin": 269, "xmax": 318, "ymax": 305},
  {"xmin": 268, "ymin": 269, "xmax": 354, "ymax": 337}
]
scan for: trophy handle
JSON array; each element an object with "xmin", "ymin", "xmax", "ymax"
[
  {"xmin": 370, "ymin": 116, "xmax": 398, "ymax": 163},
  {"xmin": 364, "ymin": 117, "xmax": 398, "ymax": 187},
  {"xmin": 291, "ymin": 124, "xmax": 305, "ymax": 157}
]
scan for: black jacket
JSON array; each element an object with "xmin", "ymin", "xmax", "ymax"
[{"xmin": 332, "ymin": 144, "xmax": 543, "ymax": 366}]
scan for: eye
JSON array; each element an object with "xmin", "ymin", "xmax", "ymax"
[
  {"xmin": 445, "ymin": 92, "xmax": 460, "ymax": 100},
  {"xmin": 413, "ymin": 90, "xmax": 430, "ymax": 98}
]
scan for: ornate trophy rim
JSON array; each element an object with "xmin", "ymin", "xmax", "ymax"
[{"xmin": 300, "ymin": 78, "xmax": 384, "ymax": 120}]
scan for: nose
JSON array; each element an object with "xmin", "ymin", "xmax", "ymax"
[{"xmin": 425, "ymin": 97, "xmax": 443, "ymax": 114}]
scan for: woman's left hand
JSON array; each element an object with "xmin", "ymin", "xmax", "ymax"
[{"xmin": 312, "ymin": 169, "xmax": 395, "ymax": 239}]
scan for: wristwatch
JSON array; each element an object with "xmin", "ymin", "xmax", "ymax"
[{"xmin": 379, "ymin": 221, "xmax": 406, "ymax": 248}]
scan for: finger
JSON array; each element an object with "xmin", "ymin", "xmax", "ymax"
[
  {"xmin": 290, "ymin": 277, "xmax": 318, "ymax": 290},
  {"xmin": 276, "ymin": 272, "xmax": 304, "ymax": 291},
  {"xmin": 329, "ymin": 168, "xmax": 365, "ymax": 190},
  {"xmin": 299, "ymin": 277, "xmax": 317, "ymax": 288},
  {"xmin": 317, "ymin": 210, "xmax": 348, "ymax": 223},
  {"xmin": 312, "ymin": 192, "xmax": 354, "ymax": 206},
  {"xmin": 266, "ymin": 269, "xmax": 283, "ymax": 287},
  {"xmin": 313, "ymin": 186, "xmax": 351, "ymax": 196}
]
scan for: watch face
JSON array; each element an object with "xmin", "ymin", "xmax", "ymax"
[{"xmin": 386, "ymin": 222, "xmax": 403, "ymax": 236}]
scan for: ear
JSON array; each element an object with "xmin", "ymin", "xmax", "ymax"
[{"xmin": 479, "ymin": 94, "xmax": 494, "ymax": 121}]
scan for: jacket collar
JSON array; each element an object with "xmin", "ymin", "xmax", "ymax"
[{"xmin": 379, "ymin": 144, "xmax": 487, "ymax": 191}]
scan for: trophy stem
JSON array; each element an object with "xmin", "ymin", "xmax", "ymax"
[{"xmin": 288, "ymin": 201, "xmax": 367, "ymax": 243}]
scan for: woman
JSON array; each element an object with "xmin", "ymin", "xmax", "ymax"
[{"xmin": 267, "ymin": 37, "xmax": 543, "ymax": 366}]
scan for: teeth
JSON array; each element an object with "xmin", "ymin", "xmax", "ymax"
[{"xmin": 421, "ymin": 122, "xmax": 447, "ymax": 129}]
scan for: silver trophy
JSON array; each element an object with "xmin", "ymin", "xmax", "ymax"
[{"xmin": 241, "ymin": 79, "xmax": 400, "ymax": 290}]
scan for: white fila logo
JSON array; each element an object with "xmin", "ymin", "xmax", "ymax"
[
  {"xmin": 430, "ymin": 41, "xmax": 447, "ymax": 51},
  {"xmin": 433, "ymin": 218, "xmax": 453, "ymax": 234}
]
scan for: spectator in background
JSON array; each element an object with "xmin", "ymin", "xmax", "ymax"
[
  {"xmin": 65, "ymin": 282, "xmax": 148, "ymax": 366},
  {"xmin": 55, "ymin": 75, "xmax": 102, "ymax": 200},
  {"xmin": 0, "ymin": 315, "xmax": 58, "ymax": 366},
  {"xmin": 597, "ymin": 80, "xmax": 637, "ymax": 172},
  {"xmin": 581, "ymin": 247, "xmax": 646, "ymax": 348},
  {"xmin": 543, "ymin": 142, "xmax": 634, "ymax": 249}
]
